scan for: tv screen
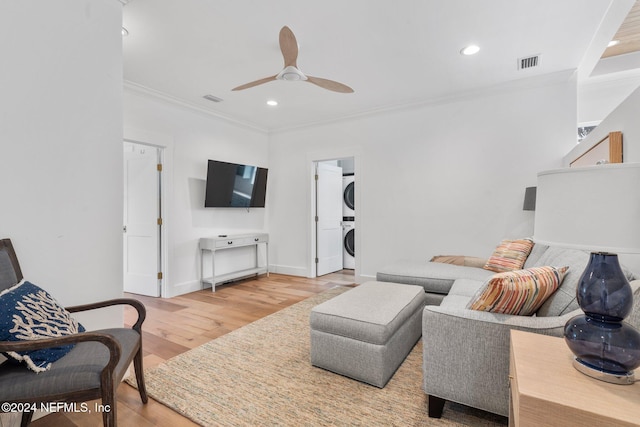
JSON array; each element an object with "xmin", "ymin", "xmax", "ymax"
[{"xmin": 205, "ymin": 160, "xmax": 268, "ymax": 208}]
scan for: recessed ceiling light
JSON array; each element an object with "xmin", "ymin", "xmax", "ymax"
[
  {"xmin": 608, "ymin": 40, "xmax": 620, "ymax": 47},
  {"xmin": 121, "ymin": 27, "xmax": 129, "ymax": 37},
  {"xmin": 460, "ymin": 45, "xmax": 480, "ymax": 56},
  {"xmin": 266, "ymin": 100, "xmax": 278, "ymax": 106}
]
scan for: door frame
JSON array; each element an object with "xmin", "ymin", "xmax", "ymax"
[
  {"xmin": 123, "ymin": 138, "xmax": 167, "ymax": 297},
  {"xmin": 314, "ymin": 161, "xmax": 344, "ymax": 276},
  {"xmin": 308, "ymin": 150, "xmax": 360, "ymax": 279}
]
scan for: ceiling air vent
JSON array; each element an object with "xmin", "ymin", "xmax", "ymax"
[
  {"xmin": 203, "ymin": 94, "xmax": 224, "ymax": 103},
  {"xmin": 518, "ymin": 54, "xmax": 540, "ymax": 70}
]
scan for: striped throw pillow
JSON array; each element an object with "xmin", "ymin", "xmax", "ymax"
[
  {"xmin": 483, "ymin": 238, "xmax": 534, "ymax": 273},
  {"xmin": 466, "ymin": 266, "xmax": 569, "ymax": 316}
]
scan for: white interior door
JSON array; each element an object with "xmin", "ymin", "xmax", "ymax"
[
  {"xmin": 123, "ymin": 142, "xmax": 161, "ymax": 296},
  {"xmin": 316, "ymin": 162, "xmax": 343, "ymax": 276}
]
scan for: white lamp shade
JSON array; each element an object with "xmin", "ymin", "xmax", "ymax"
[{"xmin": 534, "ymin": 163, "xmax": 640, "ymax": 254}]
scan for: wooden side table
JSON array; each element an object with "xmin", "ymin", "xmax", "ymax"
[{"xmin": 509, "ymin": 330, "xmax": 640, "ymax": 427}]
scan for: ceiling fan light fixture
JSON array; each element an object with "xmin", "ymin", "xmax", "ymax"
[
  {"xmin": 276, "ymin": 65, "xmax": 308, "ymax": 82},
  {"xmin": 282, "ymin": 73, "xmax": 300, "ymax": 81},
  {"xmin": 461, "ymin": 45, "xmax": 480, "ymax": 56}
]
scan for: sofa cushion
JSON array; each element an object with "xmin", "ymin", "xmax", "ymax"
[
  {"xmin": 483, "ymin": 238, "xmax": 534, "ymax": 273},
  {"xmin": 628, "ymin": 281, "xmax": 640, "ymax": 330},
  {"xmin": 533, "ymin": 247, "xmax": 589, "ymax": 316},
  {"xmin": 523, "ymin": 243, "xmax": 549, "ymax": 268},
  {"xmin": 466, "ymin": 266, "xmax": 569, "ymax": 316},
  {"xmin": 439, "ymin": 279, "xmax": 485, "ymax": 309},
  {"xmin": 376, "ymin": 260, "xmax": 494, "ymax": 295},
  {"xmin": 447, "ymin": 278, "xmax": 486, "ymax": 299},
  {"xmin": 534, "ymin": 247, "xmax": 637, "ymax": 317}
]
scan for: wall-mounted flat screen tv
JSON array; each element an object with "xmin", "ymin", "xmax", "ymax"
[{"xmin": 205, "ymin": 160, "xmax": 268, "ymax": 208}]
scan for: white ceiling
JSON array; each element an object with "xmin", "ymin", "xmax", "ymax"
[{"xmin": 122, "ymin": 0, "xmax": 635, "ymax": 132}]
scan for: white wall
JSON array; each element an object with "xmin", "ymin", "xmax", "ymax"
[
  {"xmin": 268, "ymin": 74, "xmax": 578, "ymax": 280},
  {"xmin": 579, "ymin": 50, "xmax": 640, "ymax": 126},
  {"xmin": 123, "ymin": 90, "xmax": 269, "ymax": 297},
  {"xmin": 578, "ymin": 72, "xmax": 640, "ymax": 127},
  {"xmin": 0, "ymin": 1, "xmax": 123, "ymax": 327},
  {"xmin": 565, "ymin": 85, "xmax": 640, "ymax": 274},
  {"xmin": 567, "ymin": 85, "xmax": 640, "ymax": 166}
]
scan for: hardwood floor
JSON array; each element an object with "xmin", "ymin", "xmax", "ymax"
[{"xmin": 27, "ymin": 271, "xmax": 355, "ymax": 427}]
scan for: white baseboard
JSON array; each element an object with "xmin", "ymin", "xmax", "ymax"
[
  {"xmin": 164, "ymin": 266, "xmax": 367, "ymax": 298},
  {"xmin": 164, "ymin": 279, "xmax": 202, "ymax": 298},
  {"xmin": 268, "ymin": 264, "xmax": 309, "ymax": 277}
]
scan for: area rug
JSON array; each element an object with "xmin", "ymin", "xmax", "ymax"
[{"xmin": 128, "ymin": 286, "xmax": 507, "ymax": 426}]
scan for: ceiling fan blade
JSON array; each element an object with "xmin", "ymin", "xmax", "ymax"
[
  {"xmin": 279, "ymin": 26, "xmax": 298, "ymax": 68},
  {"xmin": 306, "ymin": 76, "xmax": 354, "ymax": 93},
  {"xmin": 232, "ymin": 75, "xmax": 277, "ymax": 91}
]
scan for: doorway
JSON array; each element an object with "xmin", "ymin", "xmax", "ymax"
[
  {"xmin": 123, "ymin": 141, "xmax": 163, "ymax": 297},
  {"xmin": 314, "ymin": 157, "xmax": 355, "ymax": 277}
]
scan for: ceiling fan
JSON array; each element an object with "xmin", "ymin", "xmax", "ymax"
[{"xmin": 232, "ymin": 26, "xmax": 354, "ymax": 93}]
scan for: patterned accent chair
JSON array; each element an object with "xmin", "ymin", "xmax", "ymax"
[{"xmin": 0, "ymin": 239, "xmax": 148, "ymax": 427}]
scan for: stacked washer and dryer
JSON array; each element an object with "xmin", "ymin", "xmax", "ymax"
[{"xmin": 342, "ymin": 174, "xmax": 355, "ymax": 269}]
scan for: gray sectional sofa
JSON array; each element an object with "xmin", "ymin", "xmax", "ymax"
[
  {"xmin": 376, "ymin": 258, "xmax": 494, "ymax": 306},
  {"xmin": 376, "ymin": 243, "xmax": 555, "ymax": 306},
  {"xmin": 376, "ymin": 243, "xmax": 640, "ymax": 418}
]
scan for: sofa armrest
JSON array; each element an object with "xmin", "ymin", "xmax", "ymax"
[
  {"xmin": 422, "ymin": 305, "xmax": 578, "ymax": 417},
  {"xmin": 377, "ymin": 260, "xmax": 494, "ymax": 294},
  {"xmin": 425, "ymin": 305, "xmax": 577, "ymax": 330}
]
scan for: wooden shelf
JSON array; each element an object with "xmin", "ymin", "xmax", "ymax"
[{"xmin": 201, "ymin": 266, "xmax": 269, "ymax": 286}]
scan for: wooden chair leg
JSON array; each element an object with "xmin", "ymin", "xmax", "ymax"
[
  {"xmin": 102, "ymin": 409, "xmax": 115, "ymax": 427},
  {"xmin": 428, "ymin": 395, "xmax": 446, "ymax": 418},
  {"xmin": 21, "ymin": 411, "xmax": 34, "ymax": 427},
  {"xmin": 134, "ymin": 349, "xmax": 148, "ymax": 403},
  {"xmin": 102, "ymin": 395, "xmax": 117, "ymax": 427}
]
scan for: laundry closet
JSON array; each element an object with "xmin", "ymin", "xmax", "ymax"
[
  {"xmin": 340, "ymin": 158, "xmax": 355, "ymax": 270},
  {"xmin": 315, "ymin": 157, "xmax": 355, "ymax": 276}
]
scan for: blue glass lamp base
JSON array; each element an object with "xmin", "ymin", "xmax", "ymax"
[
  {"xmin": 564, "ymin": 314, "xmax": 640, "ymax": 384},
  {"xmin": 572, "ymin": 358, "xmax": 636, "ymax": 385},
  {"xmin": 563, "ymin": 252, "xmax": 640, "ymax": 385}
]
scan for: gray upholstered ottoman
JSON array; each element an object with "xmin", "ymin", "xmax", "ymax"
[{"xmin": 310, "ymin": 281, "xmax": 427, "ymax": 388}]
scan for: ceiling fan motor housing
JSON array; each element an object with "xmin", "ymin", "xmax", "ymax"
[{"xmin": 277, "ymin": 65, "xmax": 308, "ymax": 81}]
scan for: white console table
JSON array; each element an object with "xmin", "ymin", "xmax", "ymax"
[{"xmin": 199, "ymin": 233, "xmax": 269, "ymax": 291}]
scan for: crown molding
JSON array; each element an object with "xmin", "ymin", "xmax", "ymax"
[
  {"xmin": 270, "ymin": 69, "xmax": 576, "ymax": 134},
  {"xmin": 123, "ymin": 80, "xmax": 269, "ymax": 134},
  {"xmin": 125, "ymin": 70, "xmax": 574, "ymax": 136}
]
